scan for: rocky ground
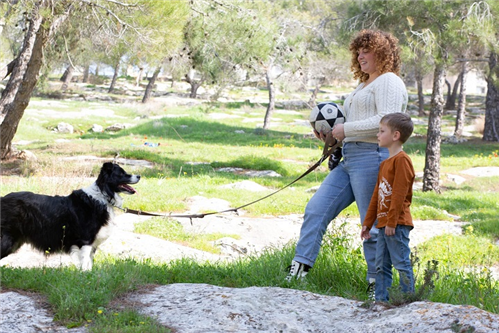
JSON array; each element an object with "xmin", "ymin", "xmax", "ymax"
[
  {"xmin": 1, "ymin": 215, "xmax": 499, "ymax": 333},
  {"xmin": 2, "ymin": 187, "xmax": 499, "ymax": 332},
  {"xmin": 1, "ymin": 95, "xmax": 498, "ymax": 332}
]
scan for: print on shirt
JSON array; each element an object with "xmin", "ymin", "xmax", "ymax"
[{"xmin": 378, "ymin": 176, "xmax": 392, "ymax": 217}]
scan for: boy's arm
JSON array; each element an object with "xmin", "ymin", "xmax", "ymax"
[
  {"xmin": 361, "ymin": 181, "xmax": 379, "ymax": 239},
  {"xmin": 386, "ymin": 155, "xmax": 415, "ymax": 228}
]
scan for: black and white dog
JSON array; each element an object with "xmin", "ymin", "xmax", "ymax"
[{"xmin": 0, "ymin": 162, "xmax": 140, "ymax": 270}]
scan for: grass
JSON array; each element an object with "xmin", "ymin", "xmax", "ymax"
[
  {"xmin": 134, "ymin": 217, "xmax": 241, "ymax": 254},
  {"xmin": 1, "ymin": 82, "xmax": 499, "ymax": 330}
]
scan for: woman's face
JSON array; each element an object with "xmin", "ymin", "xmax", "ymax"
[{"xmin": 357, "ymin": 47, "xmax": 377, "ymax": 76}]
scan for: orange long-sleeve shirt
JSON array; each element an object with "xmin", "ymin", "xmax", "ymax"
[{"xmin": 364, "ymin": 151, "xmax": 415, "ymax": 230}]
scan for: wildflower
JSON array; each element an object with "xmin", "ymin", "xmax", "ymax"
[{"xmin": 465, "ymin": 225, "xmax": 474, "ymax": 235}]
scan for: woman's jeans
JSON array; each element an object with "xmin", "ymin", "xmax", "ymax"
[
  {"xmin": 294, "ymin": 142, "xmax": 388, "ymax": 281},
  {"xmin": 375, "ymin": 225, "xmax": 415, "ymax": 301}
]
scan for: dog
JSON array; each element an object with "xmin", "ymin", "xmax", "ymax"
[{"xmin": 0, "ymin": 162, "xmax": 140, "ymax": 270}]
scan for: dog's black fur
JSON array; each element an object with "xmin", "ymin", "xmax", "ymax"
[{"xmin": 0, "ymin": 162, "xmax": 140, "ymax": 270}]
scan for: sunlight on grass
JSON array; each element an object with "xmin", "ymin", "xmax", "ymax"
[
  {"xmin": 417, "ymin": 234, "xmax": 499, "ymax": 267},
  {"xmin": 133, "ymin": 217, "xmax": 241, "ymax": 254},
  {"xmin": 2, "ymin": 87, "xmax": 499, "ymax": 332}
]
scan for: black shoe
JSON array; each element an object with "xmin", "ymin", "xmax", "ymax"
[{"xmin": 285, "ymin": 260, "xmax": 310, "ymax": 281}]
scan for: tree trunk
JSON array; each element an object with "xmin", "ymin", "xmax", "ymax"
[
  {"xmin": 142, "ymin": 67, "xmax": 161, "ymax": 103},
  {"xmin": 189, "ymin": 81, "xmax": 201, "ymax": 98},
  {"xmin": 60, "ymin": 65, "xmax": 74, "ymax": 91},
  {"xmin": 83, "ymin": 64, "xmax": 90, "ymax": 83},
  {"xmin": 308, "ymin": 78, "xmax": 324, "ymax": 108},
  {"xmin": 422, "ymin": 62, "xmax": 446, "ymax": 193},
  {"xmin": 483, "ymin": 52, "xmax": 499, "ymax": 142},
  {"xmin": 416, "ymin": 71, "xmax": 425, "ymax": 116},
  {"xmin": 108, "ymin": 61, "xmax": 120, "ymax": 93},
  {"xmin": 185, "ymin": 72, "xmax": 202, "ymax": 99},
  {"xmin": 0, "ymin": 8, "xmax": 48, "ymax": 159},
  {"xmin": 136, "ymin": 67, "xmax": 143, "ymax": 87},
  {"xmin": 444, "ymin": 79, "xmax": 451, "ymax": 109},
  {"xmin": 263, "ymin": 68, "xmax": 275, "ymax": 130},
  {"xmin": 444, "ymin": 72, "xmax": 462, "ymax": 110},
  {"xmin": 454, "ymin": 62, "xmax": 468, "ymax": 137}
]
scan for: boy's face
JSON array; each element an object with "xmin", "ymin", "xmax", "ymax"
[{"xmin": 377, "ymin": 122, "xmax": 397, "ymax": 148}]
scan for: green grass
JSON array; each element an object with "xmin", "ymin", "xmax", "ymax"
[
  {"xmin": 133, "ymin": 217, "xmax": 241, "ymax": 254},
  {"xmin": 1, "ymin": 86, "xmax": 499, "ymax": 330}
]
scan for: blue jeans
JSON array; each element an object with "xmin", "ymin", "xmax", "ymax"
[
  {"xmin": 375, "ymin": 225, "xmax": 415, "ymax": 301},
  {"xmin": 294, "ymin": 142, "xmax": 388, "ymax": 281}
]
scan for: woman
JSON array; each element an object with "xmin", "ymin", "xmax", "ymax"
[{"xmin": 287, "ymin": 29, "xmax": 408, "ymax": 298}]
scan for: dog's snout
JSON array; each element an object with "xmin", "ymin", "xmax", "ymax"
[{"xmin": 132, "ymin": 175, "xmax": 141, "ymax": 183}]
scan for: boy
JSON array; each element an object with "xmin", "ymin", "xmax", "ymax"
[{"xmin": 361, "ymin": 112, "xmax": 415, "ymax": 302}]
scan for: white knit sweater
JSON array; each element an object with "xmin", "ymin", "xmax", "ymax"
[{"xmin": 342, "ymin": 72, "xmax": 408, "ymax": 143}]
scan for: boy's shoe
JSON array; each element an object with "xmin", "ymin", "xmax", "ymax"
[
  {"xmin": 366, "ymin": 278, "xmax": 376, "ymax": 301},
  {"xmin": 285, "ymin": 260, "xmax": 310, "ymax": 281}
]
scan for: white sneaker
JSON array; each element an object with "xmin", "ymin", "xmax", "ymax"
[{"xmin": 285, "ymin": 260, "xmax": 310, "ymax": 281}]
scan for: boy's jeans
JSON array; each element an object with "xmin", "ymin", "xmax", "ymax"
[
  {"xmin": 375, "ymin": 225, "xmax": 415, "ymax": 301},
  {"xmin": 294, "ymin": 142, "xmax": 388, "ymax": 281}
]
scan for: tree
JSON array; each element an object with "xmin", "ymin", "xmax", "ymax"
[
  {"xmin": 297, "ymin": 0, "xmax": 352, "ymax": 107},
  {"xmin": 183, "ymin": 1, "xmax": 276, "ymax": 100},
  {"xmin": 126, "ymin": 1, "xmax": 188, "ymax": 103},
  {"xmin": 480, "ymin": 1, "xmax": 499, "ymax": 142},
  {"xmin": 0, "ymin": 0, "xmax": 187, "ymax": 159},
  {"xmin": 411, "ymin": 1, "xmax": 470, "ymax": 193},
  {"xmin": 403, "ymin": 30, "xmax": 434, "ymax": 117},
  {"xmin": 249, "ymin": 1, "xmax": 310, "ymax": 129},
  {"xmin": 444, "ymin": 72, "xmax": 461, "ymax": 110},
  {"xmin": 454, "ymin": 61, "xmax": 469, "ymax": 137},
  {"xmin": 484, "ymin": 52, "xmax": 499, "ymax": 141},
  {"xmin": 0, "ymin": 0, "xmax": 66, "ymax": 159}
]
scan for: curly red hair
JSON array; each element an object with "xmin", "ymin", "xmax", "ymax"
[{"xmin": 349, "ymin": 30, "xmax": 401, "ymax": 83}]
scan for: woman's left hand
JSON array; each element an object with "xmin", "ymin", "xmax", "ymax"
[{"xmin": 332, "ymin": 124, "xmax": 345, "ymax": 141}]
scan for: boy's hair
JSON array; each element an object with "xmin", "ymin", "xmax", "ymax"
[{"xmin": 380, "ymin": 113, "xmax": 414, "ymax": 143}]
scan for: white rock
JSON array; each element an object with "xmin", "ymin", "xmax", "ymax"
[
  {"xmin": 446, "ymin": 173, "xmax": 467, "ymax": 185},
  {"xmin": 0, "ymin": 292, "xmax": 86, "ymax": 333},
  {"xmin": 461, "ymin": 167, "xmax": 499, "ymax": 177},
  {"xmin": 91, "ymin": 124, "xmax": 103, "ymax": 132},
  {"xmin": 57, "ymin": 122, "xmax": 73, "ymax": 133},
  {"xmin": 129, "ymin": 284, "xmax": 499, "ymax": 333}
]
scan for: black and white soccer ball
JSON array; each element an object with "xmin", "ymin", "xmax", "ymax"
[{"xmin": 309, "ymin": 102, "xmax": 345, "ymax": 134}]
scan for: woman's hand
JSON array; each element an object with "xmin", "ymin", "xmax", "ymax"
[
  {"xmin": 332, "ymin": 124, "xmax": 345, "ymax": 141},
  {"xmin": 313, "ymin": 129, "xmax": 328, "ymax": 143}
]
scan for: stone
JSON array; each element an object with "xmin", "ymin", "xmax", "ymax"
[
  {"xmin": 91, "ymin": 124, "xmax": 103, "ymax": 133},
  {"xmin": 128, "ymin": 284, "xmax": 499, "ymax": 333},
  {"xmin": 105, "ymin": 123, "xmax": 126, "ymax": 132},
  {"xmin": 56, "ymin": 122, "xmax": 73, "ymax": 133}
]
